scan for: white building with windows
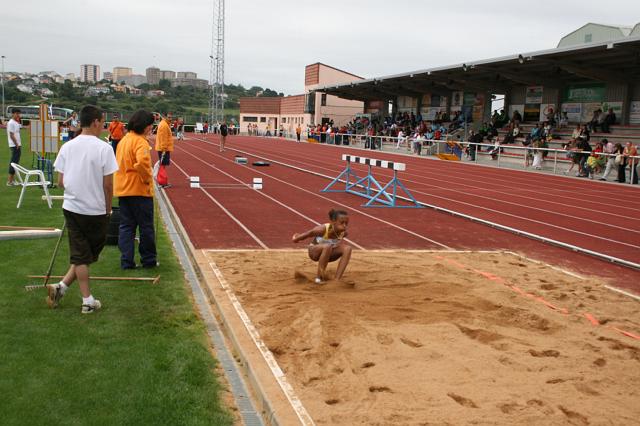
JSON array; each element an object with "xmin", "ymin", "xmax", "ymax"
[{"xmin": 80, "ymin": 64, "xmax": 100, "ymax": 82}]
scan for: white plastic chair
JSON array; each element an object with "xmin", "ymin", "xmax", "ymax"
[
  {"xmin": 11, "ymin": 163, "xmax": 52, "ymax": 208},
  {"xmin": 195, "ymin": 122, "xmax": 204, "ymax": 134}
]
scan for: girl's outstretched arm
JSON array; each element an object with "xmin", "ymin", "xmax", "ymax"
[{"xmin": 292, "ymin": 225, "xmax": 325, "ymax": 243}]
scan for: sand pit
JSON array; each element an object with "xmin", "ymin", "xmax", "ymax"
[{"xmin": 206, "ymin": 250, "xmax": 640, "ymax": 425}]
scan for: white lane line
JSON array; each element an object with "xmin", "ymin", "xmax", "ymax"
[
  {"xmin": 197, "ymin": 139, "xmax": 640, "ymax": 251},
  {"xmin": 178, "ymin": 143, "xmax": 450, "ymax": 250},
  {"xmin": 208, "ymin": 261, "xmax": 315, "ymax": 425},
  {"xmin": 174, "ymin": 148, "xmax": 366, "ymax": 251},
  {"xmin": 218, "ymin": 136, "xmax": 640, "ymax": 217},
  {"xmin": 187, "ymin": 137, "xmax": 640, "ymax": 270},
  {"xmin": 502, "ymin": 251, "xmax": 585, "ymax": 279},
  {"xmin": 604, "ymin": 285, "xmax": 640, "ymax": 302},
  {"xmin": 172, "ymin": 161, "xmax": 269, "ymax": 249},
  {"xmin": 223, "ymin": 141, "xmax": 640, "ymax": 226}
]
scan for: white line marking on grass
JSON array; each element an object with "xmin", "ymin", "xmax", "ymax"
[{"xmin": 208, "ymin": 261, "xmax": 316, "ymax": 426}]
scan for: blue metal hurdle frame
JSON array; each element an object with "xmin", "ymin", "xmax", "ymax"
[{"xmin": 322, "ymin": 155, "xmax": 423, "ymax": 208}]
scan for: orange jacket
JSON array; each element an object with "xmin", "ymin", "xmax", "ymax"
[
  {"xmin": 108, "ymin": 120, "xmax": 126, "ymax": 140},
  {"xmin": 114, "ymin": 132, "xmax": 154, "ymax": 197},
  {"xmin": 155, "ymin": 118, "xmax": 174, "ymax": 152}
]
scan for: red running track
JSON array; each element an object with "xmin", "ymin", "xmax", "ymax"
[{"xmin": 160, "ymin": 134, "xmax": 640, "ymax": 293}]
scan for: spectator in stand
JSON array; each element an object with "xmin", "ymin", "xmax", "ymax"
[
  {"xmin": 541, "ymin": 121, "xmax": 554, "ymax": 141},
  {"xmin": 545, "ymin": 107, "xmax": 556, "ymax": 126},
  {"xmin": 579, "ymin": 124, "xmax": 591, "ymax": 142},
  {"xmin": 570, "ymin": 123, "xmax": 581, "ymax": 143},
  {"xmin": 600, "ymin": 139, "xmax": 616, "ymax": 181},
  {"xmin": 563, "ymin": 139, "xmax": 580, "ymax": 176},
  {"xmin": 624, "ymin": 142, "xmax": 638, "ymax": 184},
  {"xmin": 413, "ymin": 133, "xmax": 425, "ymax": 155},
  {"xmin": 588, "ymin": 109, "xmax": 602, "ymax": 132},
  {"xmin": 489, "ymin": 138, "xmax": 502, "ymax": 160},
  {"xmin": 558, "ymin": 111, "xmax": 569, "ymax": 128},
  {"xmin": 511, "ymin": 110, "xmax": 522, "ymax": 126},
  {"xmin": 108, "ymin": 114, "xmax": 126, "ymax": 154},
  {"xmin": 467, "ymin": 130, "xmax": 482, "ymax": 161},
  {"xmin": 525, "ymin": 123, "xmax": 541, "ymax": 146},
  {"xmin": 614, "ymin": 143, "xmax": 626, "ymax": 183},
  {"xmin": 601, "ymin": 108, "xmax": 616, "ymax": 133},
  {"xmin": 503, "ymin": 122, "xmax": 520, "ymax": 145},
  {"xmin": 395, "ymin": 130, "xmax": 405, "ymax": 150},
  {"xmin": 576, "ymin": 137, "xmax": 592, "ymax": 177},
  {"xmin": 585, "ymin": 141, "xmax": 605, "ymax": 179}
]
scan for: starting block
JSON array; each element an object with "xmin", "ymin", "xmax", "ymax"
[
  {"xmin": 322, "ymin": 155, "xmax": 422, "ymax": 208},
  {"xmin": 190, "ymin": 176, "xmax": 201, "ymax": 188},
  {"xmin": 235, "ymin": 156, "xmax": 248, "ymax": 164},
  {"xmin": 252, "ymin": 177, "xmax": 263, "ymax": 190}
]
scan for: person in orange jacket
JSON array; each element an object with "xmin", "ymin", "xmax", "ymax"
[
  {"xmin": 108, "ymin": 113, "xmax": 126, "ymax": 154},
  {"xmin": 154, "ymin": 112, "xmax": 174, "ymax": 188},
  {"xmin": 114, "ymin": 109, "xmax": 157, "ymax": 270}
]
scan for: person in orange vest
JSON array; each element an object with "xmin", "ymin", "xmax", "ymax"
[
  {"xmin": 155, "ymin": 112, "xmax": 174, "ymax": 188},
  {"xmin": 108, "ymin": 114, "xmax": 126, "ymax": 154},
  {"xmin": 114, "ymin": 109, "xmax": 158, "ymax": 269}
]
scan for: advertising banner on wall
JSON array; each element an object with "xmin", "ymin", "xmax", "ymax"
[
  {"xmin": 472, "ymin": 93, "xmax": 485, "ymax": 123},
  {"xmin": 539, "ymin": 104, "xmax": 556, "ymax": 122},
  {"xmin": 523, "ymin": 104, "xmax": 541, "ymax": 122},
  {"xmin": 630, "ymin": 101, "xmax": 640, "ymax": 124},
  {"xmin": 525, "ymin": 86, "xmax": 543, "ymax": 104},
  {"xmin": 451, "ymin": 91, "xmax": 463, "ymax": 107},
  {"xmin": 563, "ymin": 84, "xmax": 605, "ymax": 103},
  {"xmin": 561, "ymin": 103, "xmax": 582, "ymax": 122},
  {"xmin": 463, "ymin": 92, "xmax": 476, "ymax": 106}
]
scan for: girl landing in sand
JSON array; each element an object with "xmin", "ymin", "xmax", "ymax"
[{"xmin": 292, "ymin": 209, "xmax": 353, "ymax": 284}]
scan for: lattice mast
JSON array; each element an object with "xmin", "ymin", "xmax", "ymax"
[{"xmin": 208, "ymin": 0, "xmax": 225, "ymax": 127}]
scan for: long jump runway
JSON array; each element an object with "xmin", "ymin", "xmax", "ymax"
[{"xmin": 159, "ymin": 134, "xmax": 640, "ymax": 425}]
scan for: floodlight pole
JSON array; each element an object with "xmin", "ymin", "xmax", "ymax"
[
  {"xmin": 1, "ymin": 55, "xmax": 5, "ymax": 121},
  {"xmin": 208, "ymin": 0, "xmax": 225, "ymax": 129}
]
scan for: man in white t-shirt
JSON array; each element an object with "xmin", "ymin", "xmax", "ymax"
[
  {"xmin": 47, "ymin": 105, "xmax": 119, "ymax": 314},
  {"xmin": 6, "ymin": 108, "xmax": 23, "ymax": 186}
]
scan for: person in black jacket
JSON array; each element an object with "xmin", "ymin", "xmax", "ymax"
[
  {"xmin": 601, "ymin": 108, "xmax": 616, "ymax": 133},
  {"xmin": 219, "ymin": 122, "xmax": 228, "ymax": 152}
]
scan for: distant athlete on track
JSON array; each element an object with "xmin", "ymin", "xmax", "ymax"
[{"xmin": 292, "ymin": 209, "xmax": 352, "ymax": 284}]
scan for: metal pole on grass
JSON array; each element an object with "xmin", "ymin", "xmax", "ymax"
[
  {"xmin": 553, "ymin": 149, "xmax": 557, "ymax": 174},
  {"xmin": 1, "ymin": 55, "xmax": 5, "ymax": 121}
]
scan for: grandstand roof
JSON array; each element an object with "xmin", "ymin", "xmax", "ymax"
[{"xmin": 316, "ymin": 36, "xmax": 640, "ymax": 102}]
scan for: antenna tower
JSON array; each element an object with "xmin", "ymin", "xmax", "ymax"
[{"xmin": 208, "ymin": 0, "xmax": 225, "ymax": 126}]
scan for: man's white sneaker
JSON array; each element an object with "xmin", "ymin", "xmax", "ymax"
[
  {"xmin": 46, "ymin": 283, "xmax": 64, "ymax": 308},
  {"xmin": 81, "ymin": 299, "xmax": 102, "ymax": 314}
]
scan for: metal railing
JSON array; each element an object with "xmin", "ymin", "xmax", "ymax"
[{"xmin": 240, "ymin": 130, "xmax": 639, "ymax": 185}]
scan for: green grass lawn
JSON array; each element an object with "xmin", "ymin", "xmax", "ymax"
[{"xmin": 0, "ymin": 129, "xmax": 234, "ymax": 425}]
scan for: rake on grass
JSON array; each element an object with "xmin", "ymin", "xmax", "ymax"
[
  {"xmin": 25, "ymin": 275, "xmax": 161, "ymax": 291},
  {"xmin": 23, "ymin": 220, "xmax": 67, "ymax": 292}
]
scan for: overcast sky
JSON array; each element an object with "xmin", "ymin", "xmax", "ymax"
[{"xmin": 2, "ymin": 0, "xmax": 639, "ymax": 94}]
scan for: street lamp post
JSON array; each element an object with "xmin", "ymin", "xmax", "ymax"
[{"xmin": 1, "ymin": 55, "xmax": 5, "ymax": 121}]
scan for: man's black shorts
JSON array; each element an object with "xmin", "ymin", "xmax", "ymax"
[{"xmin": 63, "ymin": 209, "xmax": 109, "ymax": 265}]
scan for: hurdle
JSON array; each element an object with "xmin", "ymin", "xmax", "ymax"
[
  {"xmin": 322, "ymin": 155, "xmax": 422, "ymax": 208},
  {"xmin": 188, "ymin": 176, "xmax": 262, "ymax": 190}
]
